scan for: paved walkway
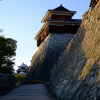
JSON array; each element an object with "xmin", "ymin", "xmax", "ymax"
[{"xmin": 0, "ymin": 84, "xmax": 53, "ymax": 100}]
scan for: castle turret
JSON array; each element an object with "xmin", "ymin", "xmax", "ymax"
[
  {"xmin": 35, "ymin": 5, "xmax": 81, "ymax": 46},
  {"xmin": 24, "ymin": 5, "xmax": 82, "ymax": 83},
  {"xmin": 17, "ymin": 63, "xmax": 29, "ymax": 75}
]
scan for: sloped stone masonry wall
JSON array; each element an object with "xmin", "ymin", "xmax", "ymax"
[
  {"xmin": 50, "ymin": 1, "xmax": 100, "ymax": 100},
  {"xmin": 24, "ymin": 33, "xmax": 74, "ymax": 83}
]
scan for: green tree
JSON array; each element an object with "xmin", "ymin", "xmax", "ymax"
[{"xmin": 0, "ymin": 35, "xmax": 17, "ymax": 74}]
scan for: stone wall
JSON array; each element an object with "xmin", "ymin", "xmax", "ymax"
[
  {"xmin": 24, "ymin": 33, "xmax": 74, "ymax": 83},
  {"xmin": 50, "ymin": 1, "xmax": 100, "ymax": 100},
  {"xmin": 0, "ymin": 73, "xmax": 16, "ymax": 95}
]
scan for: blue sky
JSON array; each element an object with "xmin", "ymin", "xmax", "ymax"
[{"xmin": 0, "ymin": 0, "xmax": 91, "ymax": 70}]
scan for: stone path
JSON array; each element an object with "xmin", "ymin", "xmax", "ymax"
[{"xmin": 0, "ymin": 84, "xmax": 53, "ymax": 100}]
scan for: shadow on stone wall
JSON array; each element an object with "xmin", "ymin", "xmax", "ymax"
[
  {"xmin": 49, "ymin": 1, "xmax": 100, "ymax": 100},
  {"xmin": 23, "ymin": 33, "xmax": 74, "ymax": 84}
]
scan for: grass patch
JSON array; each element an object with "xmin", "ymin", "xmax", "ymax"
[{"xmin": 15, "ymin": 74, "xmax": 26, "ymax": 85}]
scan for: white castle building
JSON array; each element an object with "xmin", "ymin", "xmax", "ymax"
[{"xmin": 17, "ymin": 63, "xmax": 29, "ymax": 75}]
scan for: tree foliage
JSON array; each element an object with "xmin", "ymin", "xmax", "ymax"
[{"xmin": 0, "ymin": 35, "xmax": 17, "ymax": 74}]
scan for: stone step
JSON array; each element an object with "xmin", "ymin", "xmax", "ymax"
[{"xmin": 0, "ymin": 84, "xmax": 53, "ymax": 100}]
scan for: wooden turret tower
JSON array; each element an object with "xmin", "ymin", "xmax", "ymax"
[{"xmin": 35, "ymin": 5, "xmax": 81, "ymax": 47}]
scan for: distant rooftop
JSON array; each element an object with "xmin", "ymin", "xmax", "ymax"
[{"xmin": 18, "ymin": 63, "xmax": 28, "ymax": 68}]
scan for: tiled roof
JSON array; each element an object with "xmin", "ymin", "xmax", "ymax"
[
  {"xmin": 49, "ymin": 5, "xmax": 75, "ymax": 13},
  {"xmin": 47, "ymin": 19, "xmax": 82, "ymax": 23}
]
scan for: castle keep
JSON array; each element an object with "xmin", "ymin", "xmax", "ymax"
[{"xmin": 25, "ymin": 5, "xmax": 81, "ymax": 83}]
